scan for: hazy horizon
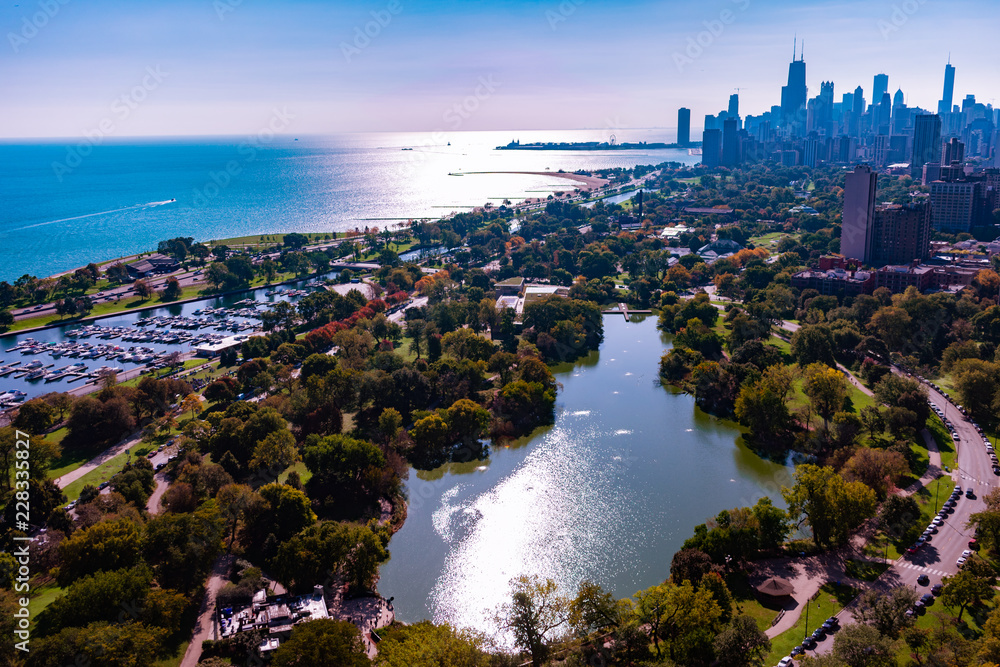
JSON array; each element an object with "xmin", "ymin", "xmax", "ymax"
[{"xmin": 2, "ymin": 0, "xmax": 998, "ymax": 139}]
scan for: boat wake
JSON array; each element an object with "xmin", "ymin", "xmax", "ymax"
[{"xmin": 10, "ymin": 199, "xmax": 176, "ymax": 232}]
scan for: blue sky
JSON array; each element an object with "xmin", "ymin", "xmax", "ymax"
[{"xmin": 1, "ymin": 0, "xmax": 997, "ymax": 137}]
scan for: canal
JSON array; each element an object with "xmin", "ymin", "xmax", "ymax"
[{"xmin": 378, "ymin": 314, "xmax": 794, "ymax": 640}]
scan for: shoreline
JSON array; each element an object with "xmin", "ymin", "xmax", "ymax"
[
  {"xmin": 2, "ymin": 272, "xmax": 329, "ymax": 337},
  {"xmin": 456, "ymin": 170, "xmax": 609, "ymax": 191}
]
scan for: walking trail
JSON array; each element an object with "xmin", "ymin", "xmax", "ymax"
[
  {"xmin": 179, "ymin": 554, "xmax": 235, "ymax": 667},
  {"xmin": 761, "ymin": 365, "xmax": 945, "ymax": 640}
]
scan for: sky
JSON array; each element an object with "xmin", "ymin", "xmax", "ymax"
[{"xmin": 1, "ymin": 0, "xmax": 998, "ymax": 138}]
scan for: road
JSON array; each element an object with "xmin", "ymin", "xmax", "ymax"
[{"xmin": 802, "ymin": 373, "xmax": 994, "ymax": 660}]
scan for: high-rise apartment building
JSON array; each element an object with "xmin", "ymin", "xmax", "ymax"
[
  {"xmin": 870, "ymin": 201, "xmax": 932, "ymax": 266},
  {"xmin": 677, "ymin": 108, "xmax": 691, "ymax": 146},
  {"xmin": 722, "ymin": 118, "xmax": 740, "ymax": 167},
  {"xmin": 911, "ymin": 114, "xmax": 942, "ymax": 178},
  {"xmin": 930, "ymin": 180, "xmax": 981, "ymax": 233},
  {"xmin": 842, "ymin": 165, "xmax": 878, "ymax": 262},
  {"xmin": 702, "ymin": 129, "xmax": 722, "ymax": 168}
]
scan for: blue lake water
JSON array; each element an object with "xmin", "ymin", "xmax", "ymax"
[
  {"xmin": 379, "ymin": 315, "xmax": 794, "ymax": 642},
  {"xmin": 0, "ymin": 130, "xmax": 697, "ymax": 281}
]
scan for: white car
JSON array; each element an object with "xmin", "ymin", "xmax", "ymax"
[
  {"xmin": 778, "ymin": 658, "xmax": 795, "ymax": 667},
  {"xmin": 963, "ymin": 550, "xmax": 974, "ymax": 558},
  {"xmin": 932, "ymin": 517, "xmax": 944, "ymax": 526},
  {"xmin": 957, "ymin": 557, "xmax": 967, "ymax": 567}
]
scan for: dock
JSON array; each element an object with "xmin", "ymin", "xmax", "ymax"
[{"xmin": 602, "ymin": 303, "xmax": 652, "ymax": 320}]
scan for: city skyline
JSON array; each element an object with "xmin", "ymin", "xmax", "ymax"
[{"xmin": 1, "ymin": 0, "xmax": 999, "ymax": 138}]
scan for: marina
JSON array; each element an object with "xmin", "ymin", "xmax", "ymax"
[{"xmin": 0, "ymin": 274, "xmax": 335, "ymax": 407}]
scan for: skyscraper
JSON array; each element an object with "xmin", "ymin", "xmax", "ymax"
[
  {"xmin": 872, "ymin": 74, "xmax": 889, "ymax": 109},
  {"xmin": 780, "ymin": 41, "xmax": 807, "ymax": 135},
  {"xmin": 851, "ymin": 86, "xmax": 865, "ymax": 138},
  {"xmin": 702, "ymin": 129, "xmax": 722, "ymax": 168},
  {"xmin": 842, "ymin": 165, "xmax": 878, "ymax": 263},
  {"xmin": 722, "ymin": 118, "xmax": 740, "ymax": 167},
  {"xmin": 911, "ymin": 114, "xmax": 942, "ymax": 178},
  {"xmin": 876, "ymin": 92, "xmax": 892, "ymax": 134},
  {"xmin": 677, "ymin": 108, "xmax": 690, "ymax": 147},
  {"xmin": 938, "ymin": 62, "xmax": 955, "ymax": 115},
  {"xmin": 728, "ymin": 94, "xmax": 739, "ymax": 119},
  {"xmin": 943, "ymin": 137, "xmax": 965, "ymax": 165}
]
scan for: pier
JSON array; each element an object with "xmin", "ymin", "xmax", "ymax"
[{"xmin": 602, "ymin": 303, "xmax": 652, "ymax": 320}]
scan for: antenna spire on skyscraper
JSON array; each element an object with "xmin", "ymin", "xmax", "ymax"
[
  {"xmin": 793, "ymin": 35, "xmax": 797, "ymax": 61},
  {"xmin": 801, "ymin": 40, "xmax": 804, "ymax": 61}
]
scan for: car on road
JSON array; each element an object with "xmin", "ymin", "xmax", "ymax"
[
  {"xmin": 967, "ymin": 489, "xmax": 976, "ymax": 499},
  {"xmin": 931, "ymin": 584, "xmax": 943, "ymax": 595},
  {"xmin": 963, "ymin": 550, "xmax": 974, "ymax": 558},
  {"xmin": 146, "ymin": 451, "xmax": 156, "ymax": 459},
  {"xmin": 969, "ymin": 538, "xmax": 979, "ymax": 549},
  {"xmin": 993, "ymin": 466, "xmax": 1000, "ymax": 476},
  {"xmin": 802, "ymin": 637, "xmax": 817, "ymax": 650},
  {"xmin": 812, "ymin": 628, "xmax": 826, "ymax": 641},
  {"xmin": 932, "ymin": 517, "xmax": 944, "ymax": 526},
  {"xmin": 791, "ymin": 646, "xmax": 804, "ymax": 657},
  {"xmin": 917, "ymin": 574, "xmax": 930, "ymax": 586},
  {"xmin": 98, "ymin": 481, "xmax": 109, "ymax": 490},
  {"xmin": 957, "ymin": 557, "xmax": 967, "ymax": 567},
  {"xmin": 777, "ymin": 658, "xmax": 795, "ymax": 667},
  {"xmin": 920, "ymin": 593, "xmax": 935, "ymax": 607}
]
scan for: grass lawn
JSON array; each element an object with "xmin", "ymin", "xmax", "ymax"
[
  {"xmin": 726, "ymin": 574, "xmax": 781, "ymax": 631},
  {"xmin": 61, "ymin": 440, "xmax": 157, "ymax": 501},
  {"xmin": 913, "ymin": 475, "xmax": 955, "ymax": 525},
  {"xmin": 278, "ymin": 460, "xmax": 313, "ymax": 487},
  {"xmin": 766, "ymin": 583, "xmax": 858, "ymax": 663},
  {"xmin": 897, "ymin": 592, "xmax": 997, "ymax": 661},
  {"xmin": 27, "ymin": 582, "xmax": 63, "ymax": 626},
  {"xmin": 151, "ymin": 642, "xmax": 190, "ymax": 667},
  {"xmin": 844, "ymin": 558, "xmax": 890, "ymax": 581},
  {"xmin": 925, "ymin": 414, "xmax": 957, "ymax": 470}
]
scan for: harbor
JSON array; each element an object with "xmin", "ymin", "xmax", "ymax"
[{"xmin": 0, "ymin": 278, "xmax": 334, "ymax": 408}]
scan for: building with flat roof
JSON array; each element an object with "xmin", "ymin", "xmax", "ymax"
[
  {"xmin": 871, "ymin": 201, "xmax": 931, "ymax": 266},
  {"xmin": 842, "ymin": 165, "xmax": 878, "ymax": 263},
  {"xmin": 194, "ymin": 334, "xmax": 259, "ymax": 358},
  {"xmin": 930, "ymin": 180, "xmax": 981, "ymax": 233},
  {"xmin": 874, "ymin": 264, "xmax": 934, "ymax": 292},
  {"xmin": 791, "ymin": 268, "xmax": 874, "ymax": 297}
]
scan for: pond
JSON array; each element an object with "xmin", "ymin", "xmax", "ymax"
[{"xmin": 378, "ymin": 314, "xmax": 794, "ymax": 640}]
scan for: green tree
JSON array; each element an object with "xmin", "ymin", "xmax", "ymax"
[
  {"xmin": 713, "ymin": 614, "xmax": 771, "ymax": 667},
  {"xmin": 494, "ymin": 575, "xmax": 571, "ymax": 667},
  {"xmin": 57, "ymin": 518, "xmax": 143, "ymax": 586},
  {"xmin": 802, "ymin": 362, "xmax": 848, "ymax": 432},
  {"xmin": 13, "ymin": 398, "xmax": 58, "ymax": 433},
  {"xmin": 830, "ymin": 622, "xmax": 896, "ymax": 667},
  {"xmin": 782, "ymin": 464, "xmax": 877, "ymax": 547},
  {"xmin": 790, "ymin": 323, "xmax": 836, "ymax": 367},
  {"xmin": 271, "ymin": 618, "xmax": 369, "ymax": 667},
  {"xmin": 941, "ymin": 562, "xmax": 996, "ymax": 621},
  {"xmin": 374, "ymin": 621, "xmax": 492, "ymax": 667},
  {"xmin": 853, "ymin": 586, "xmax": 918, "ymax": 639}
]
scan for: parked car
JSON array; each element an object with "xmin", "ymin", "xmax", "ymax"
[{"xmin": 917, "ymin": 574, "xmax": 930, "ymax": 586}]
